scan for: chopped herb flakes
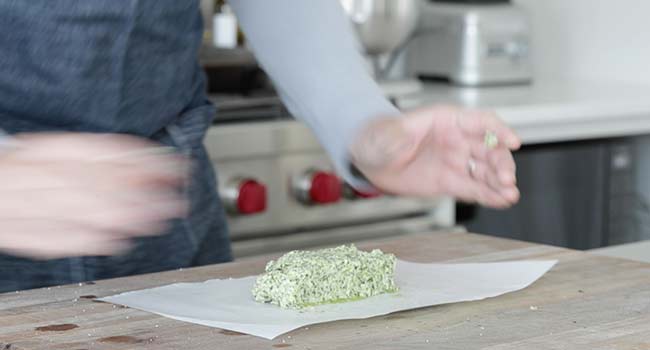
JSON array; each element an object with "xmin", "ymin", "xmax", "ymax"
[
  {"xmin": 484, "ymin": 130, "xmax": 499, "ymax": 149},
  {"xmin": 252, "ymin": 245, "xmax": 398, "ymax": 309}
]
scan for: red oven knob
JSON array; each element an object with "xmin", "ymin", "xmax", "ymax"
[
  {"xmin": 310, "ymin": 171, "xmax": 342, "ymax": 204},
  {"xmin": 294, "ymin": 170, "xmax": 342, "ymax": 205},
  {"xmin": 222, "ymin": 178, "xmax": 267, "ymax": 215},
  {"xmin": 237, "ymin": 180, "xmax": 267, "ymax": 214}
]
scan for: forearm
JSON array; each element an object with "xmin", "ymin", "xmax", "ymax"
[{"xmin": 229, "ymin": 0, "xmax": 399, "ymax": 188}]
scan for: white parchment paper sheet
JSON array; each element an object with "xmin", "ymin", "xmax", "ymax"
[{"xmin": 99, "ymin": 260, "xmax": 556, "ymax": 339}]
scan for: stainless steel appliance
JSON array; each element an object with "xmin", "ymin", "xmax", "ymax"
[
  {"xmin": 340, "ymin": 0, "xmax": 423, "ymax": 96},
  {"xmin": 408, "ymin": 0, "xmax": 532, "ymax": 86},
  {"xmin": 204, "ymin": 95, "xmax": 454, "ymax": 258},
  {"xmin": 340, "ymin": 0, "xmax": 418, "ymax": 56}
]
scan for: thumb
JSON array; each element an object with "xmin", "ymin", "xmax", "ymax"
[{"xmin": 349, "ymin": 117, "xmax": 418, "ymax": 171}]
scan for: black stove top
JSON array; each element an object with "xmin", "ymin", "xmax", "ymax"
[{"xmin": 208, "ymin": 93, "xmax": 291, "ymax": 124}]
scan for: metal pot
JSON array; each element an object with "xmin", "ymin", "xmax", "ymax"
[{"xmin": 340, "ymin": 0, "xmax": 419, "ymax": 56}]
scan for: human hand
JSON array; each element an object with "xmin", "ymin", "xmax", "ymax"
[
  {"xmin": 0, "ymin": 133, "xmax": 188, "ymax": 259},
  {"xmin": 350, "ymin": 105, "xmax": 521, "ymax": 208}
]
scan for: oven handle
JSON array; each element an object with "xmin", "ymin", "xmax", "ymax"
[{"xmin": 231, "ymin": 215, "xmax": 464, "ymax": 258}]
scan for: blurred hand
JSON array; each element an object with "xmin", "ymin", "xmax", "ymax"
[
  {"xmin": 350, "ymin": 105, "xmax": 521, "ymax": 208},
  {"xmin": 0, "ymin": 133, "xmax": 188, "ymax": 259}
]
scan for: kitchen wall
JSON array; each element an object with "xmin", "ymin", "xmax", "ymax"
[
  {"xmin": 513, "ymin": 0, "xmax": 650, "ymax": 84},
  {"xmin": 514, "ymin": 0, "xmax": 650, "ymax": 242}
]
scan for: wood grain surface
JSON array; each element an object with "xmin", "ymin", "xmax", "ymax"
[{"xmin": 1, "ymin": 231, "xmax": 649, "ymax": 350}]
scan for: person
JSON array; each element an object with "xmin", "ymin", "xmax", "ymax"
[{"xmin": 0, "ymin": 0, "xmax": 520, "ymax": 293}]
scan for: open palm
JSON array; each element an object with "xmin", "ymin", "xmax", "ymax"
[{"xmin": 350, "ymin": 106, "xmax": 521, "ymax": 208}]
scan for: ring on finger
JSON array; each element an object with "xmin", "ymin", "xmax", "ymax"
[{"xmin": 467, "ymin": 158, "xmax": 478, "ymax": 178}]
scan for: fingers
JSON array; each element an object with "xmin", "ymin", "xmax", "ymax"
[
  {"xmin": 456, "ymin": 109, "xmax": 521, "ymax": 150},
  {"xmin": 469, "ymin": 158, "xmax": 519, "ymax": 203},
  {"xmin": 0, "ymin": 220, "xmax": 134, "ymax": 260},
  {"xmin": 440, "ymin": 171, "xmax": 513, "ymax": 208},
  {"xmin": 465, "ymin": 159, "xmax": 502, "ymax": 192},
  {"xmin": 0, "ymin": 188, "xmax": 187, "ymax": 236},
  {"xmin": 470, "ymin": 144, "xmax": 516, "ymax": 182},
  {"xmin": 92, "ymin": 147, "xmax": 189, "ymax": 189},
  {"xmin": 441, "ymin": 150, "xmax": 519, "ymax": 208},
  {"xmin": 111, "ymin": 156, "xmax": 188, "ymax": 187},
  {"xmin": 13, "ymin": 133, "xmax": 163, "ymax": 161},
  {"xmin": 487, "ymin": 149, "xmax": 517, "ymax": 185},
  {"xmin": 0, "ymin": 132, "xmax": 190, "ymax": 260},
  {"xmin": 466, "ymin": 125, "xmax": 519, "ymax": 204},
  {"xmin": 1, "ymin": 139, "xmax": 188, "ymax": 192}
]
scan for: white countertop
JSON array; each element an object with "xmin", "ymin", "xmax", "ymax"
[{"xmin": 395, "ymin": 79, "xmax": 650, "ymax": 145}]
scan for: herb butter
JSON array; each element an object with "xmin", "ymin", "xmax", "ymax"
[
  {"xmin": 484, "ymin": 130, "xmax": 499, "ymax": 149},
  {"xmin": 252, "ymin": 245, "xmax": 398, "ymax": 309}
]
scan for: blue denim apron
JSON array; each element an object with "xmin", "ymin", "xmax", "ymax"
[{"xmin": 0, "ymin": 0, "xmax": 232, "ymax": 292}]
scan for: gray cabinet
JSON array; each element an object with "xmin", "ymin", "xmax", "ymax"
[{"xmin": 464, "ymin": 137, "xmax": 644, "ymax": 250}]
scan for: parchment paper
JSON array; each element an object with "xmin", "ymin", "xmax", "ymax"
[{"xmin": 99, "ymin": 260, "xmax": 556, "ymax": 339}]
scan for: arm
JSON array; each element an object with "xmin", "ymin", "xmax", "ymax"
[
  {"xmin": 230, "ymin": 0, "xmax": 521, "ymax": 208},
  {"xmin": 229, "ymin": 0, "xmax": 397, "ymax": 190}
]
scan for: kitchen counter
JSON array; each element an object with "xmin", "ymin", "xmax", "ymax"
[
  {"xmin": 590, "ymin": 240, "xmax": 650, "ymax": 263},
  {"xmin": 397, "ymin": 79, "xmax": 650, "ymax": 145},
  {"xmin": 2, "ymin": 231, "xmax": 650, "ymax": 349}
]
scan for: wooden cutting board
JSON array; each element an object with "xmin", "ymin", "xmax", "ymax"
[{"xmin": 1, "ymin": 231, "xmax": 650, "ymax": 349}]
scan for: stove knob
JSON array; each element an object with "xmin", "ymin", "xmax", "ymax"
[
  {"xmin": 294, "ymin": 170, "xmax": 342, "ymax": 205},
  {"xmin": 222, "ymin": 178, "xmax": 267, "ymax": 215}
]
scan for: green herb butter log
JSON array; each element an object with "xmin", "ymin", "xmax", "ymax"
[{"xmin": 252, "ymin": 245, "xmax": 398, "ymax": 309}]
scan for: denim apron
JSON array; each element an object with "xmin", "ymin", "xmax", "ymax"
[{"xmin": 0, "ymin": 0, "xmax": 232, "ymax": 292}]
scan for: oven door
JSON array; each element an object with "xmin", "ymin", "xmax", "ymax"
[{"xmin": 231, "ymin": 214, "xmax": 459, "ymax": 258}]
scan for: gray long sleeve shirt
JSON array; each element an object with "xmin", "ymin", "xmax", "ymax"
[{"xmin": 230, "ymin": 0, "xmax": 401, "ymax": 188}]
